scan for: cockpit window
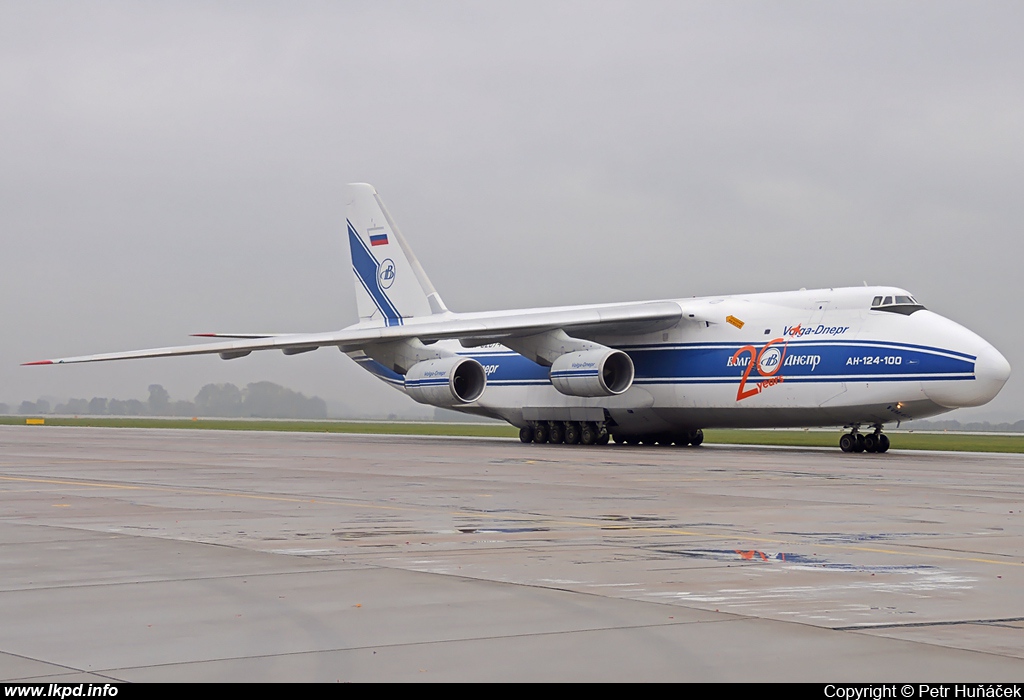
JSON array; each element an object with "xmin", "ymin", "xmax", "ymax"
[{"xmin": 871, "ymin": 293, "xmax": 926, "ymax": 315}]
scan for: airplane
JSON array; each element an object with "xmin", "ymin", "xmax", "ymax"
[{"xmin": 25, "ymin": 183, "xmax": 1011, "ymax": 453}]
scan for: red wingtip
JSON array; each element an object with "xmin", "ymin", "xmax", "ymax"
[
  {"xmin": 190, "ymin": 333, "xmax": 217, "ymax": 337},
  {"xmin": 22, "ymin": 360, "xmax": 54, "ymax": 366}
]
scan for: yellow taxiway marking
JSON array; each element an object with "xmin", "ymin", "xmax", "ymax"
[
  {"xmin": 0, "ymin": 475, "xmax": 141, "ymax": 490},
  {"xmin": 0, "ymin": 475, "xmax": 417, "ymax": 513}
]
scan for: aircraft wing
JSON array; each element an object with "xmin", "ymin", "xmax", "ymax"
[{"xmin": 24, "ymin": 300, "xmax": 689, "ymax": 366}]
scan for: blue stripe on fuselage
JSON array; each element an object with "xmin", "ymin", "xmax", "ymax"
[
  {"xmin": 446, "ymin": 341, "xmax": 976, "ymax": 388},
  {"xmin": 628, "ymin": 342, "xmax": 973, "ymax": 381}
]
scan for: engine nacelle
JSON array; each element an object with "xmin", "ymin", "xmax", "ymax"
[
  {"xmin": 404, "ymin": 357, "xmax": 487, "ymax": 407},
  {"xmin": 549, "ymin": 349, "xmax": 634, "ymax": 397}
]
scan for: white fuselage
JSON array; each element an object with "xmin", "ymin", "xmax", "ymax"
[{"xmin": 351, "ymin": 286, "xmax": 1010, "ymax": 436}]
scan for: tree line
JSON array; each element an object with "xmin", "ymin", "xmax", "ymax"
[{"xmin": 9, "ymin": 382, "xmax": 328, "ymax": 419}]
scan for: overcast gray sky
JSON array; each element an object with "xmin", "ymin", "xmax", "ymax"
[{"xmin": 3, "ymin": 1, "xmax": 1022, "ymax": 420}]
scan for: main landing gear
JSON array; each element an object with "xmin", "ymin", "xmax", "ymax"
[
  {"xmin": 612, "ymin": 430, "xmax": 704, "ymax": 447},
  {"xmin": 519, "ymin": 421, "xmax": 611, "ymax": 446},
  {"xmin": 839, "ymin": 426, "xmax": 890, "ymax": 454},
  {"xmin": 519, "ymin": 423, "xmax": 703, "ymax": 448}
]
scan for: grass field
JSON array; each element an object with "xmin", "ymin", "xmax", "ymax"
[
  {"xmin": 0, "ymin": 415, "xmax": 518, "ymax": 438},
  {"xmin": 3, "ymin": 415, "xmax": 1024, "ymax": 453}
]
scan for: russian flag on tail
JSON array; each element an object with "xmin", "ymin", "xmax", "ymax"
[{"xmin": 369, "ymin": 231, "xmax": 389, "ymax": 246}]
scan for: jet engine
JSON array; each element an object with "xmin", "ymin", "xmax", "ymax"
[
  {"xmin": 549, "ymin": 349, "xmax": 634, "ymax": 397},
  {"xmin": 404, "ymin": 356, "xmax": 487, "ymax": 407}
]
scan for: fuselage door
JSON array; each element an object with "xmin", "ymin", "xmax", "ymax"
[{"xmin": 809, "ymin": 299, "xmax": 831, "ymax": 327}]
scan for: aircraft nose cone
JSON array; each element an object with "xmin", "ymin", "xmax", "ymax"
[
  {"xmin": 974, "ymin": 342, "xmax": 1011, "ymax": 398},
  {"xmin": 924, "ymin": 340, "xmax": 1011, "ymax": 409}
]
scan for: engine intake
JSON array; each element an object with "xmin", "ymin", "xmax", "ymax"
[
  {"xmin": 549, "ymin": 349, "xmax": 634, "ymax": 397},
  {"xmin": 404, "ymin": 357, "xmax": 487, "ymax": 407}
]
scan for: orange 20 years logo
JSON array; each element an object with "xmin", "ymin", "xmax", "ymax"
[{"xmin": 730, "ymin": 337, "xmax": 788, "ymax": 401}]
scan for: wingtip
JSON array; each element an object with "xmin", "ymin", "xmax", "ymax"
[
  {"xmin": 190, "ymin": 333, "xmax": 217, "ymax": 337},
  {"xmin": 22, "ymin": 360, "xmax": 54, "ymax": 366}
]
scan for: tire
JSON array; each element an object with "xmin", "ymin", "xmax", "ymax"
[
  {"xmin": 519, "ymin": 426, "xmax": 534, "ymax": 444},
  {"xmin": 690, "ymin": 429, "xmax": 704, "ymax": 447},
  {"xmin": 839, "ymin": 434, "xmax": 855, "ymax": 453},
  {"xmin": 548, "ymin": 422, "xmax": 564, "ymax": 444},
  {"xmin": 854, "ymin": 434, "xmax": 865, "ymax": 453},
  {"xmin": 533, "ymin": 424, "xmax": 548, "ymax": 444},
  {"xmin": 580, "ymin": 422, "xmax": 598, "ymax": 445},
  {"xmin": 564, "ymin": 422, "xmax": 581, "ymax": 445},
  {"xmin": 877, "ymin": 434, "xmax": 890, "ymax": 453},
  {"xmin": 863, "ymin": 434, "xmax": 878, "ymax": 453},
  {"xmin": 597, "ymin": 431, "xmax": 610, "ymax": 445}
]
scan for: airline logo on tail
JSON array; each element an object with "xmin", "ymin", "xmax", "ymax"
[{"xmin": 378, "ymin": 259, "xmax": 396, "ymax": 289}]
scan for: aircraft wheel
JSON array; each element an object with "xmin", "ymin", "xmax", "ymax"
[
  {"xmin": 690, "ymin": 429, "xmax": 704, "ymax": 447},
  {"xmin": 564, "ymin": 422, "xmax": 581, "ymax": 445},
  {"xmin": 519, "ymin": 426, "xmax": 534, "ymax": 444},
  {"xmin": 839, "ymin": 433, "xmax": 855, "ymax": 453},
  {"xmin": 597, "ymin": 431, "xmax": 610, "ymax": 445},
  {"xmin": 863, "ymin": 434, "xmax": 878, "ymax": 453},
  {"xmin": 877, "ymin": 434, "xmax": 890, "ymax": 453},
  {"xmin": 533, "ymin": 424, "xmax": 548, "ymax": 444},
  {"xmin": 580, "ymin": 422, "xmax": 598, "ymax": 445},
  {"xmin": 853, "ymin": 434, "xmax": 865, "ymax": 453},
  {"xmin": 548, "ymin": 422, "xmax": 564, "ymax": 444}
]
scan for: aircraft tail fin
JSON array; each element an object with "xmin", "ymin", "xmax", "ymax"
[{"xmin": 345, "ymin": 183, "xmax": 448, "ymax": 327}]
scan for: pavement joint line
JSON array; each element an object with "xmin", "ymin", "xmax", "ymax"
[
  {"xmin": 834, "ymin": 616, "xmax": 1024, "ymax": 631},
  {"xmin": 826, "ymin": 630, "xmax": 1024, "ymax": 665},
  {"xmin": 0, "ymin": 564, "xmax": 379, "ymax": 595},
  {"xmin": 0, "ymin": 648, "xmax": 88, "ymax": 677},
  {"xmin": 97, "ymin": 616, "xmax": 750, "ymax": 677}
]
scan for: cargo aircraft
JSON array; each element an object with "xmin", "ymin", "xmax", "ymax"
[{"xmin": 26, "ymin": 184, "xmax": 1011, "ymax": 453}]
